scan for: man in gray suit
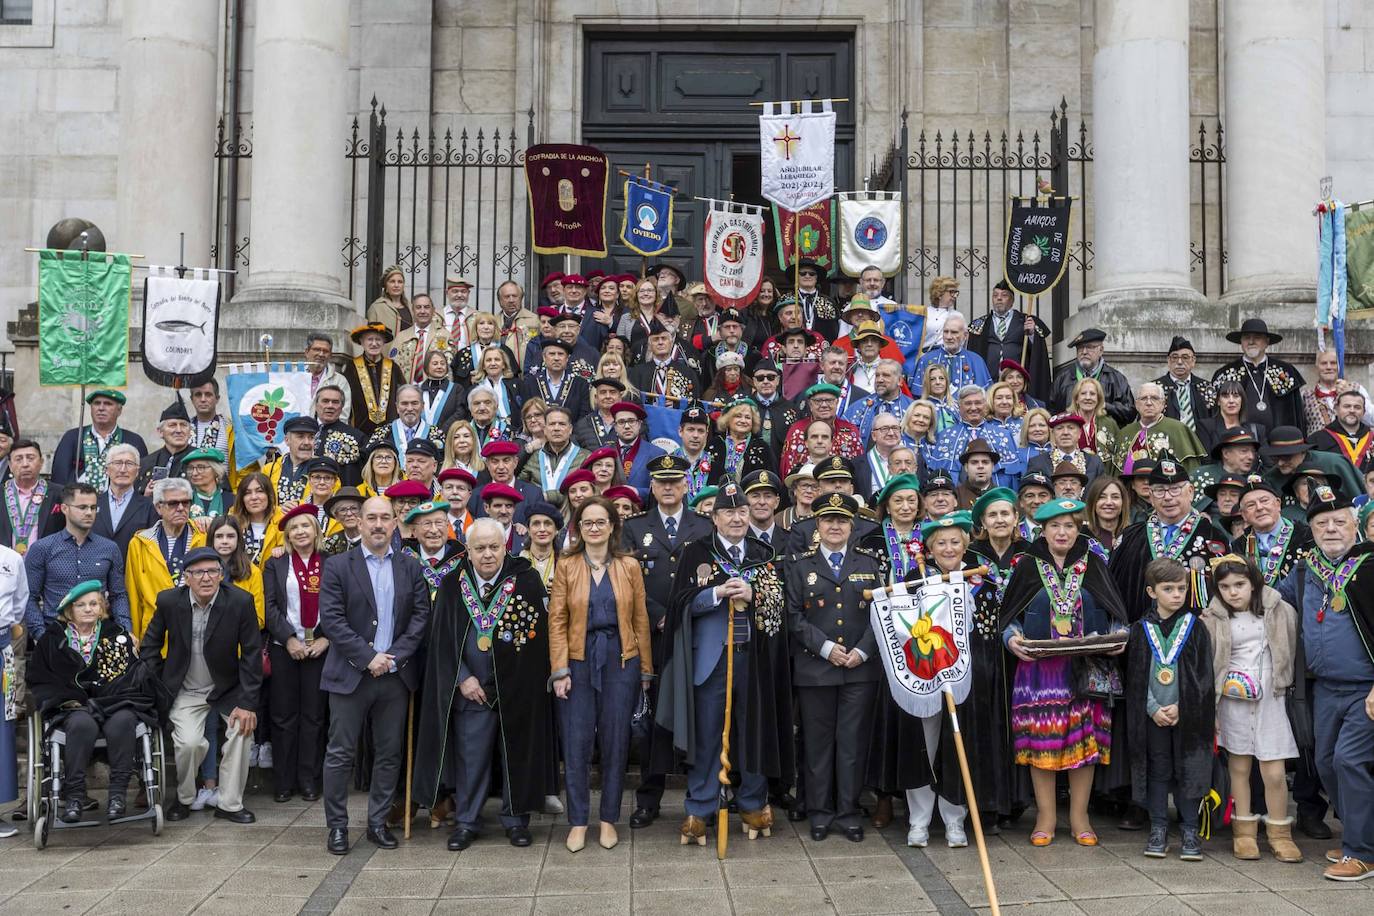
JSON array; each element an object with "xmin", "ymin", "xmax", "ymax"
[{"xmin": 319, "ymin": 496, "xmax": 431, "ymax": 855}]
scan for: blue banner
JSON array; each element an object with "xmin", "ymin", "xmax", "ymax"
[
  {"xmin": 226, "ymin": 362, "xmax": 315, "ymax": 471},
  {"xmin": 620, "ymin": 177, "xmax": 674, "ymax": 257},
  {"xmin": 644, "ymin": 397, "xmax": 686, "ymax": 443},
  {"xmin": 883, "ymin": 307, "xmax": 927, "ymax": 379}
]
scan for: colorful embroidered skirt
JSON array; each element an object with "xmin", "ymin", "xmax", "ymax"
[{"xmin": 1011, "ymin": 656, "xmax": 1111, "ymax": 771}]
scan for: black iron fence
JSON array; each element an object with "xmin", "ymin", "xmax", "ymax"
[
  {"xmin": 213, "ymin": 98, "xmax": 537, "ymax": 315},
  {"xmin": 897, "ymin": 98, "xmax": 1226, "ymax": 340}
]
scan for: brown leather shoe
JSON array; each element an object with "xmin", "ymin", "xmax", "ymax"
[
  {"xmin": 679, "ymin": 815, "xmax": 707, "ymax": 846},
  {"xmin": 1324, "ymin": 856, "xmax": 1374, "ymax": 881},
  {"xmin": 872, "ymin": 796, "xmax": 893, "ymax": 829},
  {"xmin": 739, "ymin": 805, "xmax": 774, "ymax": 840}
]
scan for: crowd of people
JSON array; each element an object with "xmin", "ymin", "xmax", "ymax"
[{"xmin": 0, "ymin": 261, "xmax": 1371, "ymax": 884}]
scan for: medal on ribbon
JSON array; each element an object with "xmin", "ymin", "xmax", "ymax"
[
  {"xmin": 459, "ymin": 572, "xmax": 517, "ymax": 651},
  {"xmin": 1144, "ymin": 613, "xmax": 1197, "ymax": 685}
]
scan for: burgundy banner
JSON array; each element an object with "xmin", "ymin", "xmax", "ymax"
[{"xmin": 524, "ymin": 144, "xmax": 610, "ymax": 257}]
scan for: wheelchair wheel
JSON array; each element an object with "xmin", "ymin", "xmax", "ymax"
[
  {"xmin": 33, "ymin": 803, "xmax": 49, "ymax": 851},
  {"xmin": 25, "ymin": 713, "xmax": 44, "ymax": 820},
  {"xmin": 152, "ymin": 803, "xmax": 163, "ymax": 836}
]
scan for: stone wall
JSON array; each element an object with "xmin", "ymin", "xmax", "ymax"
[{"xmin": 1326, "ymin": 0, "xmax": 1374, "ymax": 200}]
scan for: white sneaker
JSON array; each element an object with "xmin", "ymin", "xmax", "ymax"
[
  {"xmin": 190, "ymin": 788, "xmax": 216, "ymax": 812},
  {"xmin": 257, "ymin": 743, "xmax": 273, "ymax": 769},
  {"xmin": 945, "ymin": 822, "xmax": 969, "ymax": 848},
  {"xmin": 249, "ymin": 744, "xmax": 260, "ymax": 768},
  {"xmin": 0, "ymin": 820, "xmax": 17, "ymax": 838},
  {"xmin": 907, "ymin": 825, "xmax": 929, "ymax": 848},
  {"xmin": 543, "ymin": 795, "xmax": 565, "ymax": 815}
]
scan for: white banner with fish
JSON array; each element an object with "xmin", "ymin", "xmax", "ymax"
[{"xmin": 140, "ymin": 265, "xmax": 220, "ymax": 388}]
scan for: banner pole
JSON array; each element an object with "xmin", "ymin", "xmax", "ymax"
[
  {"xmin": 73, "ymin": 385, "xmax": 86, "ymax": 483},
  {"xmin": 717, "ymin": 598, "xmax": 739, "ymax": 859},
  {"xmin": 945, "ymin": 687, "xmax": 1000, "ymax": 915},
  {"xmin": 792, "ymin": 211, "xmax": 800, "ymax": 302},
  {"xmin": 1021, "ymin": 295, "xmax": 1035, "ymax": 367}
]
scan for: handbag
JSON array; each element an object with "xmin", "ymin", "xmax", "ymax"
[
  {"xmin": 629, "ymin": 685, "xmax": 653, "ymax": 742},
  {"xmin": 1074, "ymin": 654, "xmax": 1123, "ymax": 702},
  {"xmin": 1221, "ymin": 670, "xmax": 1262, "ymax": 701}
]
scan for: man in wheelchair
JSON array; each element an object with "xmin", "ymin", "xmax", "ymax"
[{"xmin": 25, "ymin": 580, "xmax": 164, "ymax": 823}]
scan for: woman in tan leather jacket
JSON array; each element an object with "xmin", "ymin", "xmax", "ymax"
[{"xmin": 548, "ymin": 495, "xmax": 653, "ymax": 853}]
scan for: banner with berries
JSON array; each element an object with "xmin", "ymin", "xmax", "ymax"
[
  {"xmin": 868, "ymin": 570, "xmax": 973, "ymax": 717},
  {"xmin": 225, "ymin": 362, "xmax": 315, "ymax": 471}
]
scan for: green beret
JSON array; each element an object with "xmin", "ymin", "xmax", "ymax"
[
  {"xmin": 1033, "ymin": 498, "xmax": 1085, "ymax": 523},
  {"xmin": 803, "ymin": 382, "xmax": 843, "ymax": 400},
  {"xmin": 85, "ymin": 388, "xmax": 126, "ymax": 405},
  {"xmin": 57, "ymin": 580, "xmax": 104, "ymax": 612},
  {"xmin": 404, "ymin": 499, "xmax": 451, "ymax": 524},
  {"xmin": 689, "ymin": 486, "xmax": 719, "ymax": 509},
  {"xmin": 919, "ymin": 510, "xmax": 974, "ymax": 541},
  {"xmin": 971, "ymin": 487, "xmax": 1018, "ymax": 527},
  {"xmin": 875, "ymin": 473, "xmax": 922, "ymax": 508},
  {"xmin": 180, "ymin": 448, "xmax": 226, "ymax": 465}
]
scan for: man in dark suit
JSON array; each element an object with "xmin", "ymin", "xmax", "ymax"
[
  {"xmin": 785, "ymin": 494, "xmax": 883, "ymax": 842},
  {"xmin": 139, "ymin": 547, "xmax": 262, "ymax": 824},
  {"xmin": 749, "ymin": 359, "xmax": 800, "ymax": 459},
  {"xmin": 1155, "ymin": 336, "xmax": 1215, "ymax": 438},
  {"xmin": 93, "ymin": 442, "xmax": 157, "ymax": 554},
  {"xmin": 1048, "ymin": 327, "xmax": 1136, "ymax": 425},
  {"xmin": 518, "ymin": 338, "xmax": 590, "ymax": 423},
  {"xmin": 968, "ymin": 279, "xmax": 1052, "ymax": 402},
  {"xmin": 743, "ymin": 469, "xmax": 788, "ymax": 549},
  {"xmin": 318, "ymin": 496, "xmax": 431, "ymax": 855},
  {"xmin": 622, "ymin": 454, "xmax": 713, "ymax": 828}
]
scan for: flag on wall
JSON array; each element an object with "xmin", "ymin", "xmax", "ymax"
[
  {"xmin": 141, "ymin": 266, "xmax": 221, "ymax": 388},
  {"xmin": 838, "ymin": 192, "xmax": 903, "ymax": 277},
  {"xmin": 702, "ymin": 199, "xmax": 766, "ymax": 308},
  {"xmin": 620, "ymin": 175, "xmax": 674, "ymax": 257},
  {"xmin": 772, "ymin": 200, "xmax": 836, "ymax": 272},
  {"xmin": 226, "ymin": 362, "xmax": 315, "ymax": 471},
  {"xmin": 759, "ymin": 99, "xmax": 836, "ymax": 212},
  {"xmin": 869, "ymin": 571, "xmax": 974, "ymax": 718},
  {"xmin": 524, "ymin": 143, "xmax": 610, "ymax": 257},
  {"xmin": 37, "ymin": 249, "xmax": 132, "ymax": 388}
]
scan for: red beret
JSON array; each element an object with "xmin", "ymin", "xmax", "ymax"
[
  {"xmin": 610, "ymin": 401, "xmax": 646, "ymax": 420},
  {"xmin": 582, "ymin": 446, "xmax": 618, "ymax": 468},
  {"xmin": 278, "ymin": 503, "xmax": 323, "ymax": 532},
  {"xmin": 616, "ymin": 273, "xmax": 637, "ymax": 284},
  {"xmin": 438, "ymin": 467, "xmax": 477, "ymax": 486},
  {"xmin": 537, "ymin": 306, "xmax": 561, "ymax": 319},
  {"xmin": 481, "ymin": 482, "xmax": 523, "ymax": 504},
  {"xmin": 539, "ymin": 271, "xmax": 565, "ymax": 288},
  {"xmin": 559, "ymin": 469, "xmax": 597, "ymax": 492},
  {"xmin": 1048, "ymin": 412, "xmax": 1086, "ymax": 429},
  {"xmin": 561, "ymin": 273, "xmax": 587, "ymax": 287},
  {"xmin": 384, "ymin": 479, "xmax": 432, "ymax": 500},
  {"xmin": 604, "ymin": 485, "xmax": 641, "ymax": 507},
  {"xmin": 999, "ymin": 358, "xmax": 1031, "ymax": 379},
  {"xmin": 481, "ymin": 439, "xmax": 521, "ymax": 458}
]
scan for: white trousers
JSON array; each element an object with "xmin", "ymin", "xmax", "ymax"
[
  {"xmin": 168, "ymin": 692, "xmax": 251, "ymax": 811},
  {"xmin": 904, "ymin": 712, "xmax": 967, "ymax": 829}
]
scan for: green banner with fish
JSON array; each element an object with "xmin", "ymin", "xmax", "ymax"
[{"xmin": 38, "ymin": 249, "xmax": 132, "ymax": 387}]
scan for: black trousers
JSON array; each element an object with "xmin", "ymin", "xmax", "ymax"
[
  {"xmin": 1144, "ymin": 719, "xmax": 1199, "ymax": 830},
  {"xmin": 268, "ymin": 644, "xmax": 327, "ymax": 794},
  {"xmin": 797, "ymin": 681, "xmax": 879, "ymax": 829},
  {"xmin": 61, "ymin": 708, "xmax": 139, "ymax": 801},
  {"xmin": 323, "ymin": 674, "xmax": 408, "ymax": 831}
]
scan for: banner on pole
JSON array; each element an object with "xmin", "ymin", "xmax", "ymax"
[
  {"xmin": 838, "ymin": 192, "xmax": 903, "ymax": 277},
  {"xmin": 524, "ymin": 143, "xmax": 611, "ymax": 257},
  {"xmin": 759, "ymin": 99, "xmax": 836, "ymax": 212},
  {"xmin": 702, "ymin": 200, "xmax": 766, "ymax": 308},
  {"xmin": 37, "ymin": 249, "xmax": 132, "ymax": 388},
  {"xmin": 620, "ymin": 176, "xmax": 674, "ymax": 257},
  {"xmin": 771, "ymin": 200, "xmax": 836, "ymax": 272},
  {"xmin": 141, "ymin": 266, "xmax": 221, "ymax": 388},
  {"xmin": 882, "ymin": 306, "xmax": 927, "ymax": 379},
  {"xmin": 1003, "ymin": 197, "xmax": 1072, "ymax": 297},
  {"xmin": 869, "ymin": 571, "xmax": 974, "ymax": 718},
  {"xmin": 226, "ymin": 362, "xmax": 315, "ymax": 471}
]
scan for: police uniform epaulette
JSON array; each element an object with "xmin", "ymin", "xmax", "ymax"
[
  {"xmin": 853, "ymin": 544, "xmax": 883, "ymax": 562},
  {"xmin": 798, "ymin": 546, "xmax": 820, "ymax": 560},
  {"xmin": 858, "ymin": 507, "xmax": 879, "ymax": 522},
  {"xmin": 969, "ymin": 316, "xmax": 986, "ymax": 333},
  {"xmin": 625, "ymin": 509, "xmax": 649, "ymax": 521}
]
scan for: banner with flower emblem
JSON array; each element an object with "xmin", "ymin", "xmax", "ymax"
[
  {"xmin": 869, "ymin": 570, "xmax": 973, "ymax": 717},
  {"xmin": 771, "ymin": 199, "xmax": 836, "ymax": 273},
  {"xmin": 1003, "ymin": 197, "xmax": 1072, "ymax": 297}
]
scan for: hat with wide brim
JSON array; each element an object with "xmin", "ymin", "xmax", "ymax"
[
  {"xmin": 649, "ymin": 263, "xmax": 686, "ymax": 287},
  {"xmin": 1209, "ymin": 427, "xmax": 1260, "ymax": 461},
  {"xmin": 351, "ymin": 321, "xmax": 395, "ymax": 344},
  {"xmin": 324, "ymin": 486, "xmax": 366, "ymax": 515},
  {"xmin": 1226, "ymin": 317, "xmax": 1283, "ymax": 345},
  {"xmin": 1259, "ymin": 427, "xmax": 1312, "ymax": 458}
]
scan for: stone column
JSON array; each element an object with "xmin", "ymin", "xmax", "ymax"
[
  {"xmin": 1222, "ymin": 0, "xmax": 1324, "ymax": 307},
  {"xmin": 229, "ymin": 0, "xmax": 353, "ymax": 349},
  {"xmin": 115, "ymin": 0, "xmax": 218, "ymax": 266}
]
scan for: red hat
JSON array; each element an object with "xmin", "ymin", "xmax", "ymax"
[
  {"xmin": 998, "ymin": 358, "xmax": 1031, "ymax": 380},
  {"xmin": 616, "ymin": 273, "xmax": 637, "ymax": 284},
  {"xmin": 384, "ymin": 479, "xmax": 431, "ymax": 500},
  {"xmin": 537, "ymin": 306, "xmax": 561, "ymax": 319},
  {"xmin": 561, "ymin": 273, "xmax": 587, "ymax": 287},
  {"xmin": 438, "ymin": 467, "xmax": 477, "ymax": 486},
  {"xmin": 604, "ymin": 485, "xmax": 641, "ymax": 507},
  {"xmin": 278, "ymin": 503, "xmax": 323, "ymax": 532},
  {"xmin": 610, "ymin": 400, "xmax": 646, "ymax": 420},
  {"xmin": 481, "ymin": 439, "xmax": 521, "ymax": 458},
  {"xmin": 586, "ymin": 269, "xmax": 606, "ymax": 283},
  {"xmin": 481, "ymin": 482, "xmax": 523, "ymax": 504},
  {"xmin": 539, "ymin": 271, "xmax": 565, "ymax": 289},
  {"xmin": 1048, "ymin": 412, "xmax": 1086, "ymax": 428},
  {"xmin": 582, "ymin": 446, "xmax": 618, "ymax": 468},
  {"xmin": 559, "ymin": 469, "xmax": 597, "ymax": 493}
]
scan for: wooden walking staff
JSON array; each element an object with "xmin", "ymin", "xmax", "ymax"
[
  {"xmin": 716, "ymin": 598, "xmax": 740, "ymax": 860},
  {"xmin": 1021, "ymin": 295, "xmax": 1037, "ymax": 368}
]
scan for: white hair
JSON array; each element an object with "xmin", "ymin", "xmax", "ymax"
[
  {"xmin": 106, "ymin": 443, "xmax": 140, "ymax": 465},
  {"xmin": 152, "ymin": 476, "xmax": 193, "ymax": 504},
  {"xmin": 467, "ymin": 386, "xmax": 497, "ymax": 408},
  {"xmin": 466, "ymin": 517, "xmax": 505, "ymax": 545},
  {"xmin": 1138, "ymin": 381, "xmax": 1165, "ymax": 400},
  {"xmin": 396, "ymin": 384, "xmax": 423, "ymax": 401},
  {"xmin": 943, "ymin": 311, "xmax": 968, "ymax": 332},
  {"xmin": 956, "ymin": 384, "xmax": 985, "ymax": 402}
]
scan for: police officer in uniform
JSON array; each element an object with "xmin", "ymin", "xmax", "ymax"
[
  {"xmin": 784, "ymin": 457, "xmax": 877, "ymax": 555},
  {"xmin": 786, "ymin": 493, "xmax": 883, "ymax": 842},
  {"xmin": 622, "ymin": 454, "xmax": 712, "ymax": 828}
]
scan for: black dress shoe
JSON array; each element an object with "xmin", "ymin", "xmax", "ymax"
[
  {"xmin": 628, "ymin": 807, "xmax": 658, "ymax": 829},
  {"xmin": 367, "ymin": 826, "xmax": 399, "ymax": 849},
  {"xmin": 810, "ymin": 824, "xmax": 829, "ymax": 841},
  {"xmin": 843, "ymin": 825, "xmax": 865, "ymax": 843},
  {"xmin": 788, "ymin": 806, "xmax": 808, "ymax": 823},
  {"xmin": 274, "ymin": 790, "xmax": 293, "ymax": 803},
  {"xmin": 327, "ymin": 828, "xmax": 349, "ymax": 855},
  {"xmin": 214, "ymin": 807, "xmax": 256, "ymax": 824},
  {"xmin": 1117, "ymin": 806, "xmax": 1147, "ymax": 831},
  {"xmin": 61, "ymin": 797, "xmax": 84, "ymax": 823},
  {"xmin": 165, "ymin": 801, "xmax": 189, "ymax": 821},
  {"xmin": 447, "ymin": 827, "xmax": 477, "ymax": 851},
  {"xmin": 506, "ymin": 825, "xmax": 533, "ymax": 847},
  {"xmin": 107, "ymin": 796, "xmax": 127, "ymax": 819},
  {"xmin": 301, "ymin": 786, "xmax": 321, "ymax": 802},
  {"xmin": 1297, "ymin": 812, "xmax": 1333, "ymax": 840}
]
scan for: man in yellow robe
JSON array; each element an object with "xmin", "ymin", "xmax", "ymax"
[{"xmin": 125, "ymin": 476, "xmax": 206, "ymax": 639}]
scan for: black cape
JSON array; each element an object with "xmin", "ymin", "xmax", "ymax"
[
  {"xmin": 411, "ymin": 555, "xmax": 555, "ymax": 810},
  {"xmin": 1109, "ymin": 513, "xmax": 1228, "ymax": 623},
  {"xmin": 650, "ymin": 534, "xmax": 793, "ymax": 781},
  {"xmin": 968, "ymin": 310, "xmax": 1052, "ymax": 403},
  {"xmin": 1125, "ymin": 609, "xmax": 1215, "ymax": 806},
  {"xmin": 27, "ymin": 620, "xmax": 166, "ymax": 726}
]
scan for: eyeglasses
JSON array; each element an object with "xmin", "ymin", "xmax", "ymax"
[
  {"xmin": 1148, "ymin": 485, "xmax": 1187, "ymax": 497},
  {"xmin": 184, "ymin": 568, "xmax": 222, "ymax": 579},
  {"xmin": 107, "ymin": 460, "xmax": 138, "ymax": 469},
  {"xmin": 753, "ymin": 373, "xmax": 778, "ymax": 382},
  {"xmin": 614, "ymin": 418, "xmax": 640, "ymax": 426},
  {"xmin": 162, "ymin": 499, "xmax": 192, "ymax": 508},
  {"xmin": 580, "ymin": 518, "xmax": 610, "ymax": 529}
]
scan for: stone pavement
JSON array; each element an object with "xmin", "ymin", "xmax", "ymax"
[{"xmin": 0, "ymin": 790, "xmax": 1370, "ymax": 915}]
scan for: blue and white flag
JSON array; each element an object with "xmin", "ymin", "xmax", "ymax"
[
  {"xmin": 620, "ymin": 176, "xmax": 674, "ymax": 257},
  {"xmin": 882, "ymin": 306, "xmax": 927, "ymax": 379},
  {"xmin": 226, "ymin": 362, "xmax": 315, "ymax": 471}
]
